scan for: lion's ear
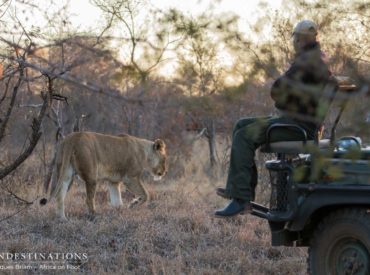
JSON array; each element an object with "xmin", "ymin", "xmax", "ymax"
[{"xmin": 153, "ymin": 139, "xmax": 166, "ymax": 151}]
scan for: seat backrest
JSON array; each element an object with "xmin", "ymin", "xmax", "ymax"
[
  {"xmin": 318, "ymin": 82, "xmax": 338, "ymax": 135},
  {"xmin": 260, "ymin": 139, "xmax": 331, "ymax": 154}
]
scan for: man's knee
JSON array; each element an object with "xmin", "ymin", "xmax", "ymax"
[
  {"xmin": 234, "ymin": 117, "xmax": 252, "ymax": 129},
  {"xmin": 233, "ymin": 128, "xmax": 247, "ymax": 144},
  {"xmin": 232, "ymin": 119, "xmax": 244, "ymax": 136},
  {"xmin": 233, "ymin": 117, "xmax": 261, "ymax": 136}
]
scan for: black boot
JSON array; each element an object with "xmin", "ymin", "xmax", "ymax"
[{"xmin": 214, "ymin": 199, "xmax": 252, "ymax": 217}]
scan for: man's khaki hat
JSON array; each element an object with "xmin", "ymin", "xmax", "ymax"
[{"xmin": 293, "ymin": 20, "xmax": 318, "ymax": 36}]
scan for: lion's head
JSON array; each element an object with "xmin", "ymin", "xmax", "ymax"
[{"xmin": 150, "ymin": 139, "xmax": 167, "ymax": 181}]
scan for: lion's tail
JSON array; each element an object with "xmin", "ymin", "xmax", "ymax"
[{"xmin": 40, "ymin": 141, "xmax": 73, "ymax": 205}]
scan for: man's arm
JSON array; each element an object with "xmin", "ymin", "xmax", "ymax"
[{"xmin": 270, "ymin": 63, "xmax": 301, "ymax": 110}]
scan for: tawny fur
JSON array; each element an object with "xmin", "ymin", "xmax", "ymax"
[{"xmin": 42, "ymin": 132, "xmax": 167, "ymax": 220}]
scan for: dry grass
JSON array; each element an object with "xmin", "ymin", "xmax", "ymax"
[{"xmin": 0, "ymin": 140, "xmax": 308, "ymax": 275}]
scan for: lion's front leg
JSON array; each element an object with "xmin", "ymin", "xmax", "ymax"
[
  {"xmin": 123, "ymin": 177, "xmax": 149, "ymax": 208},
  {"xmin": 108, "ymin": 182, "xmax": 123, "ymax": 207}
]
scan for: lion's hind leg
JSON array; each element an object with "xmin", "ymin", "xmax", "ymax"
[
  {"xmin": 74, "ymin": 150, "xmax": 98, "ymax": 217},
  {"xmin": 124, "ymin": 177, "xmax": 149, "ymax": 208},
  {"xmin": 77, "ymin": 169, "xmax": 98, "ymax": 216},
  {"xmin": 56, "ymin": 167, "xmax": 73, "ymax": 221}
]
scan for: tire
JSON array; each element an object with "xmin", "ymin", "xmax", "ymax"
[{"xmin": 308, "ymin": 208, "xmax": 370, "ymax": 275}]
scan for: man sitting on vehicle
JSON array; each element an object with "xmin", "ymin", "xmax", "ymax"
[{"xmin": 215, "ymin": 20, "xmax": 338, "ymax": 217}]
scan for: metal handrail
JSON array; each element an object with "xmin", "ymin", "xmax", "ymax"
[{"xmin": 264, "ymin": 123, "xmax": 308, "ymax": 152}]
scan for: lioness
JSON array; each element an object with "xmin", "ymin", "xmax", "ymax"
[{"xmin": 40, "ymin": 132, "xmax": 167, "ymax": 220}]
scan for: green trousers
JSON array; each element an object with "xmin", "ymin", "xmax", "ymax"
[{"xmin": 224, "ymin": 116, "xmax": 316, "ymax": 202}]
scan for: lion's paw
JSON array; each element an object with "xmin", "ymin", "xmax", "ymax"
[{"xmin": 128, "ymin": 197, "xmax": 143, "ymax": 208}]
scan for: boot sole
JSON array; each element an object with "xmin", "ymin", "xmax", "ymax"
[{"xmin": 213, "ymin": 208, "xmax": 252, "ymax": 218}]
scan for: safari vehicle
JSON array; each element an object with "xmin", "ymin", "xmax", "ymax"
[{"xmin": 250, "ymin": 81, "xmax": 370, "ymax": 274}]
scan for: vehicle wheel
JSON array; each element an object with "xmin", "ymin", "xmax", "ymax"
[{"xmin": 308, "ymin": 208, "xmax": 370, "ymax": 275}]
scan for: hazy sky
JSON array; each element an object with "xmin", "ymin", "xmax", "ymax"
[
  {"xmin": 63, "ymin": 0, "xmax": 283, "ymax": 77},
  {"xmin": 7, "ymin": 0, "xmax": 283, "ymax": 40},
  {"xmin": 68, "ymin": 0, "xmax": 283, "ymax": 34},
  {"xmin": 5, "ymin": 0, "xmax": 283, "ymax": 77}
]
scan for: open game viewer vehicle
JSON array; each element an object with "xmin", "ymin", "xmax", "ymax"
[{"xmin": 251, "ymin": 82, "xmax": 370, "ymax": 274}]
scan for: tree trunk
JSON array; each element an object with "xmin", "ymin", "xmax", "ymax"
[{"xmin": 206, "ymin": 119, "xmax": 217, "ymax": 169}]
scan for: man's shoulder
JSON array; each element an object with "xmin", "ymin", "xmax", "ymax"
[{"xmin": 295, "ymin": 47, "xmax": 324, "ymax": 66}]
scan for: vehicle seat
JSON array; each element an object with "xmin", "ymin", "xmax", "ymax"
[
  {"xmin": 260, "ymin": 82, "xmax": 341, "ymax": 155},
  {"xmin": 260, "ymin": 139, "xmax": 331, "ymax": 154}
]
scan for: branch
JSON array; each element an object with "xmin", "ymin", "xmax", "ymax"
[
  {"xmin": 0, "ymin": 203, "xmax": 33, "ymax": 223},
  {"xmin": 19, "ymin": 103, "xmax": 43, "ymax": 108},
  {"xmin": 0, "ymin": 0, "xmax": 12, "ymax": 20},
  {"xmin": 0, "ymin": 53, "xmax": 148, "ymax": 103},
  {"xmin": 0, "ymin": 66, "xmax": 18, "ymax": 82},
  {"xmin": 194, "ymin": 127, "xmax": 207, "ymax": 140},
  {"xmin": 1, "ymin": 184, "xmax": 34, "ymax": 204},
  {"xmin": 0, "ymin": 66, "xmax": 23, "ymax": 142},
  {"xmin": 96, "ymin": 11, "xmax": 115, "ymax": 44},
  {"xmin": 0, "ymin": 89, "xmax": 49, "ymax": 180},
  {"xmin": 0, "ymin": 75, "xmax": 13, "ymax": 106},
  {"xmin": 43, "ymin": 101, "xmax": 67, "ymax": 193}
]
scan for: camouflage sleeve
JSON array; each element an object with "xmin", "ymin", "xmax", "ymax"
[{"xmin": 270, "ymin": 63, "xmax": 301, "ymax": 110}]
